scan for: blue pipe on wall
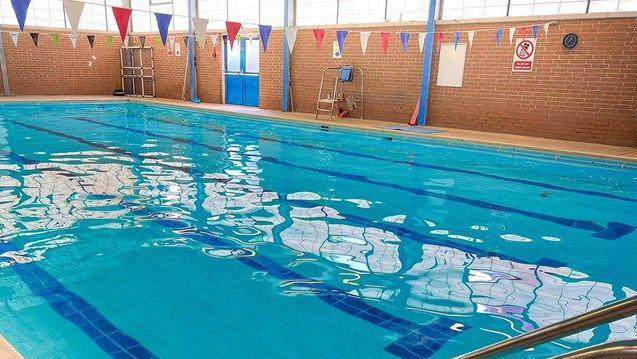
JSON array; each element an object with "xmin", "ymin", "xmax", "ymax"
[{"xmin": 417, "ymin": 0, "xmax": 438, "ymax": 125}]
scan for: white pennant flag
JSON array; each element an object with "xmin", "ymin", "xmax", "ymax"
[
  {"xmin": 69, "ymin": 33, "xmax": 77, "ymax": 48},
  {"xmin": 285, "ymin": 26, "xmax": 299, "ymax": 54},
  {"xmin": 62, "ymin": 0, "xmax": 85, "ymax": 36},
  {"xmin": 544, "ymin": 22, "xmax": 550, "ymax": 36},
  {"xmin": 359, "ymin": 31, "xmax": 371, "ymax": 55},
  {"xmin": 9, "ymin": 32, "xmax": 19, "ymax": 47},
  {"xmin": 467, "ymin": 31, "xmax": 475, "ymax": 50},
  {"xmin": 509, "ymin": 27, "xmax": 516, "ymax": 44},
  {"xmin": 418, "ymin": 32, "xmax": 426, "ymax": 53},
  {"xmin": 192, "ymin": 17, "xmax": 208, "ymax": 49}
]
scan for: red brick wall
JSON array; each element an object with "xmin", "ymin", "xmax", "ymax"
[
  {"xmin": 1, "ymin": 28, "xmax": 120, "ymax": 95},
  {"xmin": 261, "ymin": 16, "xmax": 637, "ymax": 146}
]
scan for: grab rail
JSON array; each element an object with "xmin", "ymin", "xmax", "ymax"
[
  {"xmin": 553, "ymin": 339, "xmax": 637, "ymax": 358},
  {"xmin": 456, "ymin": 296, "xmax": 637, "ymax": 358}
]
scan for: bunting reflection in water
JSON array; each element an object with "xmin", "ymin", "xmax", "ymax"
[{"xmin": 0, "ymin": 102, "xmax": 635, "ymax": 358}]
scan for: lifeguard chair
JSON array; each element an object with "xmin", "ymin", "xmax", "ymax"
[{"xmin": 315, "ymin": 66, "xmax": 364, "ymax": 120}]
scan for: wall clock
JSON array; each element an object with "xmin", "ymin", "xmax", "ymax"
[{"xmin": 563, "ymin": 33, "xmax": 578, "ymax": 49}]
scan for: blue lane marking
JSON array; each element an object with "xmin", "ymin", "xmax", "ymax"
[
  {"xmin": 56, "ymin": 117, "xmax": 635, "ymax": 240},
  {"xmin": 130, "ymin": 113, "xmax": 637, "ymax": 204},
  {"xmin": 1, "ymin": 128, "xmax": 571, "ymax": 267},
  {"xmin": 0, "ymin": 241, "xmax": 156, "ymax": 359}
]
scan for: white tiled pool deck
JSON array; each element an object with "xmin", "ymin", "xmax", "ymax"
[{"xmin": 2, "ymin": 95, "xmax": 636, "ymax": 164}]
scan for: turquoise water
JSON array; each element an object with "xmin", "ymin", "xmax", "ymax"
[{"xmin": 0, "ymin": 101, "xmax": 635, "ymax": 358}]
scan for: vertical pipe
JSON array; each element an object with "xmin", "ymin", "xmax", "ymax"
[
  {"xmin": 281, "ymin": 0, "xmax": 291, "ymax": 112},
  {"xmin": 188, "ymin": 0, "xmax": 198, "ymax": 101},
  {"xmin": 416, "ymin": 0, "xmax": 438, "ymax": 125}
]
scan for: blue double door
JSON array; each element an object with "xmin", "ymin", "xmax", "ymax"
[{"xmin": 225, "ymin": 38, "xmax": 259, "ymax": 107}]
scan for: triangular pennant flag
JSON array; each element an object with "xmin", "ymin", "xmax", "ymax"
[
  {"xmin": 285, "ymin": 26, "xmax": 299, "ymax": 54},
  {"xmin": 10, "ymin": 0, "xmax": 31, "ymax": 31},
  {"xmin": 509, "ymin": 27, "xmax": 516, "ymax": 44},
  {"xmin": 51, "ymin": 33, "xmax": 60, "ymax": 44},
  {"xmin": 400, "ymin": 32, "xmax": 410, "ymax": 52},
  {"xmin": 192, "ymin": 17, "xmax": 208, "ymax": 49},
  {"xmin": 69, "ymin": 33, "xmax": 77, "ymax": 48},
  {"xmin": 380, "ymin": 32, "xmax": 389, "ymax": 53},
  {"xmin": 62, "ymin": 0, "xmax": 84, "ymax": 36},
  {"xmin": 312, "ymin": 29, "xmax": 325, "ymax": 48},
  {"xmin": 138, "ymin": 35, "xmax": 146, "ymax": 48},
  {"xmin": 336, "ymin": 30, "xmax": 348, "ymax": 54},
  {"xmin": 225, "ymin": 21, "xmax": 242, "ymax": 49},
  {"xmin": 544, "ymin": 22, "xmax": 550, "ymax": 36},
  {"xmin": 359, "ymin": 31, "xmax": 371, "ymax": 55},
  {"xmin": 435, "ymin": 32, "xmax": 443, "ymax": 44},
  {"xmin": 30, "ymin": 32, "xmax": 39, "ymax": 46},
  {"xmin": 453, "ymin": 32, "xmax": 460, "ymax": 50},
  {"xmin": 519, "ymin": 27, "xmax": 528, "ymax": 38},
  {"xmin": 259, "ymin": 25, "xmax": 272, "ymax": 52},
  {"xmin": 532, "ymin": 24, "xmax": 540, "ymax": 39},
  {"xmin": 106, "ymin": 35, "xmax": 114, "ymax": 46},
  {"xmin": 153, "ymin": 36, "xmax": 162, "ymax": 46},
  {"xmin": 210, "ymin": 34, "xmax": 219, "ymax": 57},
  {"xmin": 112, "ymin": 6, "xmax": 132, "ymax": 43},
  {"xmin": 9, "ymin": 32, "xmax": 19, "ymax": 47},
  {"xmin": 183, "ymin": 35, "xmax": 189, "ymax": 47},
  {"xmin": 467, "ymin": 31, "xmax": 475, "ymax": 50},
  {"xmin": 154, "ymin": 12, "xmax": 172, "ymax": 46},
  {"xmin": 87, "ymin": 34, "xmax": 95, "ymax": 48},
  {"xmin": 496, "ymin": 27, "xmax": 504, "ymax": 46},
  {"xmin": 418, "ymin": 32, "xmax": 426, "ymax": 53}
]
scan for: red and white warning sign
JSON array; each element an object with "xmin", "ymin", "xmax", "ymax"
[{"xmin": 512, "ymin": 38, "xmax": 537, "ymax": 72}]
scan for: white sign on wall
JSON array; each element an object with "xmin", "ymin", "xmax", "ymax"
[
  {"xmin": 436, "ymin": 43, "xmax": 467, "ymax": 87},
  {"xmin": 332, "ymin": 41, "xmax": 342, "ymax": 59},
  {"xmin": 512, "ymin": 38, "xmax": 537, "ymax": 72}
]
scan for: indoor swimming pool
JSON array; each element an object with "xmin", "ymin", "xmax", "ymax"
[{"xmin": 0, "ymin": 101, "xmax": 635, "ymax": 358}]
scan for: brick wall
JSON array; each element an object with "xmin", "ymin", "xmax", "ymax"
[
  {"xmin": 261, "ymin": 16, "xmax": 637, "ymax": 146},
  {"xmin": 0, "ymin": 28, "xmax": 120, "ymax": 95}
]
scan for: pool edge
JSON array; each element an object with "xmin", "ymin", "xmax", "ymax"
[{"xmin": 0, "ymin": 335, "xmax": 22, "ymax": 359}]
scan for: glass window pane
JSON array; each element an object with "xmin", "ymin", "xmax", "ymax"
[
  {"xmin": 619, "ymin": 0, "xmax": 637, "ymax": 10},
  {"xmin": 296, "ymin": 0, "xmax": 337, "ymax": 25},
  {"xmin": 589, "ymin": 0, "xmax": 620, "ymax": 12},
  {"xmin": 338, "ymin": 0, "xmax": 385, "ymax": 24},
  {"xmin": 0, "ymin": 0, "xmax": 19, "ymax": 26},
  {"xmin": 386, "ymin": 0, "xmax": 432, "ymax": 22},
  {"xmin": 198, "ymin": 0, "xmax": 227, "ymax": 29},
  {"xmin": 78, "ymin": 1, "xmax": 107, "ymax": 31},
  {"xmin": 226, "ymin": 39, "xmax": 241, "ymax": 73},
  {"xmin": 508, "ymin": 0, "xmax": 587, "ymax": 16},
  {"xmin": 28, "ymin": 0, "xmax": 65, "ymax": 28},
  {"xmin": 260, "ymin": 0, "xmax": 284, "ymax": 26},
  {"xmin": 228, "ymin": 0, "xmax": 258, "ymax": 28},
  {"xmin": 131, "ymin": 0, "xmax": 151, "ymax": 33},
  {"xmin": 245, "ymin": 39, "xmax": 259, "ymax": 73}
]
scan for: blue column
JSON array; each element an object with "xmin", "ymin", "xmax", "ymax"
[
  {"xmin": 281, "ymin": 0, "xmax": 291, "ymax": 112},
  {"xmin": 187, "ymin": 0, "xmax": 198, "ymax": 101},
  {"xmin": 417, "ymin": 0, "xmax": 438, "ymax": 125}
]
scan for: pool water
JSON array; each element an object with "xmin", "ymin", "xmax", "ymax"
[{"xmin": 0, "ymin": 101, "xmax": 635, "ymax": 358}]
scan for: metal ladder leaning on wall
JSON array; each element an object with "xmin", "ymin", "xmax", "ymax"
[
  {"xmin": 315, "ymin": 66, "xmax": 364, "ymax": 120},
  {"xmin": 456, "ymin": 295, "xmax": 637, "ymax": 358}
]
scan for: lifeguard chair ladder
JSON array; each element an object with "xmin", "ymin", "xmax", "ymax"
[{"xmin": 315, "ymin": 66, "xmax": 364, "ymax": 120}]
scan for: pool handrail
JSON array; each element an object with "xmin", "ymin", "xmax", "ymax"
[{"xmin": 456, "ymin": 295, "xmax": 637, "ymax": 358}]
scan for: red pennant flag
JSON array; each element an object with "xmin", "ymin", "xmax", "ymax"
[
  {"xmin": 225, "ymin": 21, "xmax": 241, "ymax": 49},
  {"xmin": 312, "ymin": 29, "xmax": 325, "ymax": 48},
  {"xmin": 435, "ymin": 32, "xmax": 443, "ymax": 44},
  {"xmin": 112, "ymin": 7, "xmax": 132, "ymax": 43},
  {"xmin": 519, "ymin": 27, "xmax": 529, "ymax": 38},
  {"xmin": 380, "ymin": 32, "xmax": 390, "ymax": 53}
]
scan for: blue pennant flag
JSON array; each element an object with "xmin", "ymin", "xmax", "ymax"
[
  {"xmin": 11, "ymin": 0, "xmax": 31, "ymax": 31},
  {"xmin": 532, "ymin": 24, "xmax": 540, "ymax": 39},
  {"xmin": 259, "ymin": 24, "xmax": 272, "ymax": 52},
  {"xmin": 454, "ymin": 31, "xmax": 461, "ymax": 50},
  {"xmin": 336, "ymin": 30, "xmax": 348, "ymax": 54},
  {"xmin": 154, "ymin": 12, "xmax": 172, "ymax": 46},
  {"xmin": 496, "ymin": 27, "xmax": 504, "ymax": 46},
  {"xmin": 399, "ymin": 32, "xmax": 410, "ymax": 52}
]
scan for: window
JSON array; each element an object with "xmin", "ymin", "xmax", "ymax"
[
  {"xmin": 260, "ymin": 0, "xmax": 284, "ymax": 26},
  {"xmin": 198, "ymin": 0, "xmax": 226, "ymax": 29},
  {"xmin": 589, "ymin": 0, "xmax": 637, "ymax": 11},
  {"xmin": 78, "ymin": 0, "xmax": 108, "ymax": 31},
  {"xmin": 27, "ymin": 0, "xmax": 65, "ymax": 28},
  {"xmin": 228, "ymin": 0, "xmax": 258, "ymax": 27},
  {"xmin": 339, "ymin": 0, "xmax": 386, "ymax": 24},
  {"xmin": 508, "ymin": 0, "xmax": 587, "ymax": 16},
  {"xmin": 296, "ymin": 0, "xmax": 338, "ymax": 25},
  {"xmin": 0, "ymin": 1, "xmax": 19, "ymax": 26},
  {"xmin": 442, "ymin": 0, "xmax": 508, "ymax": 20},
  {"xmin": 386, "ymin": 0, "xmax": 432, "ymax": 22}
]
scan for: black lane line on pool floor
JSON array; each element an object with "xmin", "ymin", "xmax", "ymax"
[
  {"xmin": 0, "ymin": 160, "xmax": 157, "ymax": 359},
  {"xmin": 1, "ymin": 133, "xmax": 465, "ymax": 358},
  {"xmin": 134, "ymin": 113, "xmax": 637, "ymax": 204},
  {"xmin": 62, "ymin": 117, "xmax": 634, "ymax": 240}
]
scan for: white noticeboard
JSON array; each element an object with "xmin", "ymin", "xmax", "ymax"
[
  {"xmin": 512, "ymin": 38, "xmax": 537, "ymax": 72},
  {"xmin": 436, "ymin": 43, "xmax": 466, "ymax": 87},
  {"xmin": 332, "ymin": 41, "xmax": 342, "ymax": 59}
]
